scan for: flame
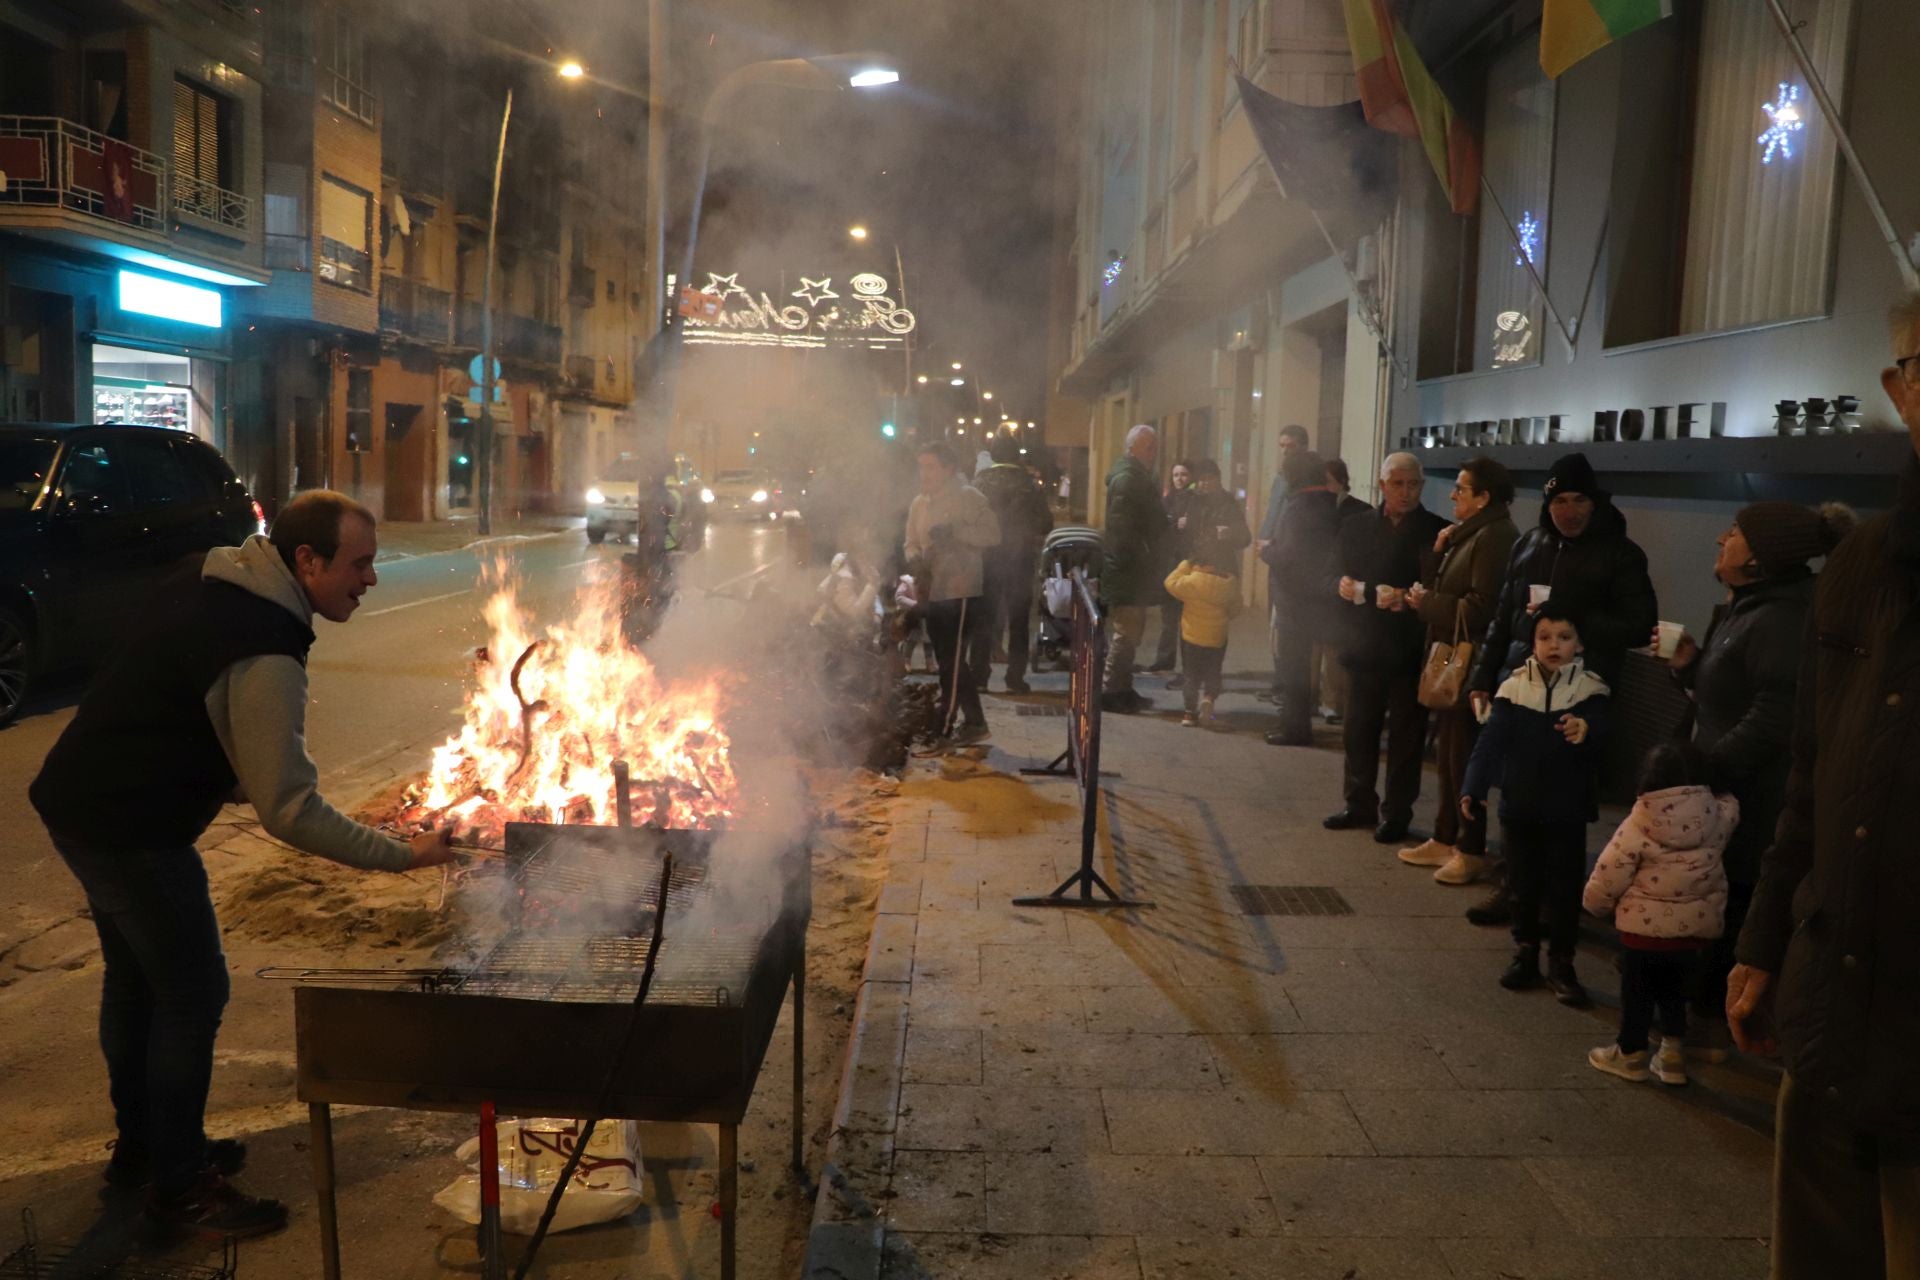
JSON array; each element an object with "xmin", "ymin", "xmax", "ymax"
[{"xmin": 397, "ymin": 562, "xmax": 737, "ymax": 842}]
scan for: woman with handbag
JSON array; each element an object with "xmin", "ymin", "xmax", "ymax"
[{"xmin": 1401, "ymin": 458, "xmax": 1520, "ymax": 882}]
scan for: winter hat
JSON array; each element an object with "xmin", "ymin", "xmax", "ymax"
[
  {"xmin": 1736, "ymin": 501, "xmax": 1858, "ymax": 576},
  {"xmin": 1541, "ymin": 452, "xmax": 1606, "ymax": 503}
]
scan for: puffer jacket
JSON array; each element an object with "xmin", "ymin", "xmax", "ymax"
[
  {"xmin": 1469, "ymin": 496, "xmax": 1657, "ymax": 693},
  {"xmin": 1737, "ymin": 455, "xmax": 1920, "ymax": 1137},
  {"xmin": 1461, "ymin": 657, "xmax": 1612, "ymax": 824},
  {"xmin": 1583, "ymin": 785, "xmax": 1736, "ymax": 938},
  {"xmin": 1163, "ymin": 561, "xmax": 1239, "ymax": 648},
  {"xmin": 1674, "ymin": 570, "xmax": 1814, "ymax": 885},
  {"xmin": 1100, "ymin": 454, "xmax": 1168, "ymax": 606}
]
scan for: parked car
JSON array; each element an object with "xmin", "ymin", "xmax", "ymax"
[
  {"xmin": 704, "ymin": 469, "xmax": 783, "ymax": 521},
  {"xmin": 585, "ymin": 453, "xmax": 706, "ymax": 547},
  {"xmin": 0, "ymin": 423, "xmax": 265, "ymax": 726}
]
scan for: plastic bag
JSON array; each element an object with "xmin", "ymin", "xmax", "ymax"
[
  {"xmin": 433, "ymin": 1117, "xmax": 643, "ymax": 1235},
  {"xmin": 1043, "ymin": 572, "xmax": 1074, "ymax": 620}
]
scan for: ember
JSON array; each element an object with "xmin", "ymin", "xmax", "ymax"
[{"xmin": 394, "ymin": 565, "xmax": 738, "ymax": 842}]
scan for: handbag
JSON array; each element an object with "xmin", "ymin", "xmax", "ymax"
[{"xmin": 1418, "ymin": 599, "xmax": 1475, "ymax": 711}]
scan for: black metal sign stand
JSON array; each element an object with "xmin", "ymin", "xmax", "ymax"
[{"xmin": 1017, "ymin": 570, "xmax": 1152, "ymax": 910}]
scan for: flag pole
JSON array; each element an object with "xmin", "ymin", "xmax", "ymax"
[
  {"xmin": 1301, "ymin": 203, "xmax": 1412, "ymax": 387},
  {"xmin": 1763, "ymin": 0, "xmax": 1918, "ymax": 292},
  {"xmin": 1477, "ymin": 174, "xmax": 1580, "ymax": 358}
]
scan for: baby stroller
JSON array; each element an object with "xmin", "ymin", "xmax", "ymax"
[{"xmin": 1033, "ymin": 526, "xmax": 1102, "ymax": 672}]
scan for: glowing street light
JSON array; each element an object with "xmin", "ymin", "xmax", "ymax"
[
  {"xmin": 848, "ymin": 67, "xmax": 901, "ymax": 88},
  {"xmin": 558, "ymin": 60, "xmax": 585, "ymax": 79},
  {"xmin": 951, "ymin": 362, "xmax": 963, "ymax": 371},
  {"xmin": 950, "ymin": 377, "xmax": 964, "ymax": 386},
  {"xmin": 848, "ymin": 225, "xmax": 870, "ymax": 241},
  {"xmin": 982, "ymin": 391, "xmax": 993, "ymax": 400},
  {"xmin": 916, "ymin": 374, "xmax": 929, "ymax": 384}
]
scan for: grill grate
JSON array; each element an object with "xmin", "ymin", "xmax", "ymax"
[
  {"xmin": 1013, "ymin": 705, "xmax": 1068, "ymax": 717},
  {"xmin": 1228, "ymin": 884, "xmax": 1354, "ymax": 917},
  {"xmin": 2, "ymin": 1211, "xmax": 237, "ymax": 1278},
  {"xmin": 455, "ymin": 932, "xmax": 764, "ymax": 1006}
]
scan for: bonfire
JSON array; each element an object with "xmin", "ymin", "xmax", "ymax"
[{"xmin": 394, "ymin": 563, "xmax": 738, "ymax": 843}]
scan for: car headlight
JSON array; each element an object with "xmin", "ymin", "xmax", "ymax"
[
  {"xmin": 585, "ymin": 487, "xmax": 606, "ymax": 505},
  {"xmin": 750, "ymin": 489, "xmax": 769, "ymax": 503},
  {"xmin": 700, "ymin": 488, "xmax": 715, "ymax": 504}
]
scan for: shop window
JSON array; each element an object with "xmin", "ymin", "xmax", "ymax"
[
  {"xmin": 345, "ymin": 369, "xmax": 372, "ymax": 453},
  {"xmin": 93, "ymin": 344, "xmax": 195, "ymax": 432},
  {"xmin": 318, "ymin": 175, "xmax": 371, "ymax": 291},
  {"xmin": 171, "ymin": 77, "xmax": 235, "ymax": 221},
  {"xmin": 1472, "ymin": 42, "xmax": 1555, "ymax": 371}
]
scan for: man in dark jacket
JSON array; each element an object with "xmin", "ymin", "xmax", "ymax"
[
  {"xmin": 970, "ymin": 435, "xmax": 1055, "ymax": 694},
  {"xmin": 1728, "ymin": 301, "xmax": 1920, "ymax": 1279},
  {"xmin": 1464, "ymin": 452, "xmax": 1657, "ymax": 924},
  {"xmin": 1257, "ymin": 424, "xmax": 1312, "ymax": 698},
  {"xmin": 1262, "ymin": 450, "xmax": 1338, "ymax": 745},
  {"xmin": 1100, "ymin": 424, "xmax": 1166, "ymax": 711},
  {"xmin": 29, "ymin": 492, "xmax": 455, "ymax": 1238},
  {"xmin": 1148, "ymin": 460, "xmax": 1194, "ymax": 673},
  {"xmin": 1324, "ymin": 452, "xmax": 1449, "ymax": 842}
]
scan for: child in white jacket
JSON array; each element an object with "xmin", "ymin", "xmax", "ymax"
[{"xmin": 1582, "ymin": 742, "xmax": 1737, "ymax": 1086}]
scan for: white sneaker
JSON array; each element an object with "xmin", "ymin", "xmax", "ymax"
[
  {"xmin": 1397, "ymin": 839, "xmax": 1456, "ymax": 867},
  {"xmin": 1433, "ymin": 852, "xmax": 1490, "ymax": 885},
  {"xmin": 1588, "ymin": 1044, "xmax": 1651, "ymax": 1082},
  {"xmin": 1651, "ymin": 1036, "xmax": 1689, "ymax": 1086}
]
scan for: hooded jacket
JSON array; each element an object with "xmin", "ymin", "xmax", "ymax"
[
  {"xmin": 905, "ymin": 478, "xmax": 1000, "ymax": 602},
  {"xmin": 1100, "ymin": 454, "xmax": 1168, "ymax": 606},
  {"xmin": 1738, "ymin": 455, "xmax": 1920, "ymax": 1136},
  {"xmin": 1583, "ymin": 785, "xmax": 1736, "ymax": 939},
  {"xmin": 1163, "ymin": 560, "xmax": 1239, "ymax": 648},
  {"xmin": 1461, "ymin": 656, "xmax": 1612, "ymax": 824},
  {"xmin": 31, "ymin": 536, "xmax": 411, "ymax": 869},
  {"xmin": 1468, "ymin": 496, "xmax": 1657, "ymax": 694},
  {"xmin": 973, "ymin": 461, "xmax": 1053, "ymax": 569}
]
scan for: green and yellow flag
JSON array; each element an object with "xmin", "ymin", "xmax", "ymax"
[
  {"xmin": 1541, "ymin": 0, "xmax": 1673, "ymax": 78},
  {"xmin": 1341, "ymin": 0, "xmax": 1480, "ymax": 215}
]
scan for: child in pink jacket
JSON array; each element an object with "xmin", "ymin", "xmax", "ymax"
[{"xmin": 1582, "ymin": 742, "xmax": 1736, "ymax": 1086}]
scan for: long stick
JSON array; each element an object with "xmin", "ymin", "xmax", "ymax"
[{"xmin": 1763, "ymin": 0, "xmax": 1919, "ymax": 291}]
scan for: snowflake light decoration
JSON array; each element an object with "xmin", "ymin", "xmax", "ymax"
[
  {"xmin": 1759, "ymin": 83, "xmax": 1804, "ymax": 165},
  {"xmin": 1102, "ymin": 254, "xmax": 1126, "ymax": 287},
  {"xmin": 1514, "ymin": 211, "xmax": 1542, "ymax": 268}
]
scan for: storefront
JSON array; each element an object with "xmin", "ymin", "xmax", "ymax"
[{"xmin": 91, "ymin": 342, "xmax": 221, "ymax": 439}]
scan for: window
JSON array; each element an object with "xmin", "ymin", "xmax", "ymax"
[
  {"xmin": 319, "ymin": 11, "xmax": 374, "ymax": 124},
  {"xmin": 118, "ymin": 434, "xmax": 204, "ymax": 508},
  {"xmin": 606, "ymin": 278, "xmax": 616, "ymax": 303},
  {"xmin": 58, "ymin": 443, "xmax": 127, "ymax": 515},
  {"xmin": 173, "ymin": 78, "xmax": 243, "ymax": 227},
  {"xmin": 1473, "ymin": 42, "xmax": 1555, "ymax": 371},
  {"xmin": 345, "ymin": 369, "xmax": 372, "ymax": 453},
  {"xmin": 317, "ymin": 175, "xmax": 371, "ymax": 291}
]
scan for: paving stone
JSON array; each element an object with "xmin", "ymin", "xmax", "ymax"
[
  {"xmin": 978, "ymin": 944, "xmax": 1161, "ymax": 988},
  {"xmin": 982, "ymin": 1153, "xmax": 1276, "ymax": 1236},
  {"xmin": 877, "ymin": 873, "xmax": 923, "ymax": 916},
  {"xmin": 897, "ymin": 1083, "xmax": 1108, "ymax": 1154},
  {"xmin": 1440, "ymin": 1235, "xmax": 1771, "ymax": 1279},
  {"xmin": 1344, "ymin": 1089, "xmax": 1633, "ymax": 1157},
  {"xmin": 866, "ymin": 914, "xmax": 918, "ymax": 984},
  {"xmin": 887, "ymin": 1149, "xmax": 987, "ymax": 1233},
  {"xmin": 1206, "ymin": 1033, "xmax": 1459, "ymax": 1093},
  {"xmin": 882, "ymin": 1231, "xmax": 1142, "ymax": 1280},
  {"xmin": 1522, "ymin": 1155, "xmax": 1772, "ymax": 1237},
  {"xmin": 919, "ymin": 859, "xmax": 980, "ymax": 912},
  {"xmin": 1081, "ymin": 984, "xmax": 1301, "ymax": 1035},
  {"xmin": 1136, "ymin": 1235, "xmax": 1454, "ymax": 1279},
  {"xmin": 906, "ymin": 981, "xmax": 1084, "ymax": 1031},
  {"xmin": 1427, "ymin": 1032, "xmax": 1623, "ymax": 1090},
  {"xmin": 982, "ymin": 1028, "xmax": 1220, "ymax": 1090},
  {"xmin": 1255, "ymin": 1156, "xmax": 1572, "ymax": 1237},
  {"xmin": 914, "ymin": 908, "xmax": 1070, "ymax": 949},
  {"xmin": 1579, "ymin": 1087, "xmax": 1777, "ymax": 1157},
  {"xmin": 840, "ymin": 982, "xmax": 910, "ymax": 1135},
  {"xmin": 903, "ymin": 1026, "xmax": 982, "ymax": 1086},
  {"xmin": 910, "ymin": 944, "xmax": 980, "ymax": 986},
  {"xmin": 1103, "ymin": 1088, "xmax": 1372, "ymax": 1157}
]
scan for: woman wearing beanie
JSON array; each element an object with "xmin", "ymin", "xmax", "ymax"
[{"xmin": 1658, "ymin": 500, "xmax": 1855, "ymax": 1046}]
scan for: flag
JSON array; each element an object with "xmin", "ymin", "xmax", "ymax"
[
  {"xmin": 1341, "ymin": 0, "xmax": 1479, "ymax": 215},
  {"xmin": 1232, "ymin": 74, "xmax": 1395, "ymax": 250},
  {"xmin": 1541, "ymin": 0, "xmax": 1672, "ymax": 78}
]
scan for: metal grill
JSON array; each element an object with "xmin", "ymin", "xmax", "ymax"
[
  {"xmin": 455, "ymin": 933, "xmax": 763, "ymax": 1007},
  {"xmin": 1013, "ymin": 704, "xmax": 1068, "ymax": 717},
  {"xmin": 1228, "ymin": 884, "xmax": 1354, "ymax": 917},
  {"xmin": 2, "ymin": 1211, "xmax": 237, "ymax": 1279},
  {"xmin": 505, "ymin": 823, "xmax": 715, "ymax": 918}
]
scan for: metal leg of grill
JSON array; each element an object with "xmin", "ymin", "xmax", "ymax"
[
  {"xmin": 791, "ymin": 951, "xmax": 806, "ymax": 1175},
  {"xmin": 311, "ymin": 1102, "xmax": 342, "ymax": 1280},
  {"xmin": 718, "ymin": 1122, "xmax": 738, "ymax": 1280}
]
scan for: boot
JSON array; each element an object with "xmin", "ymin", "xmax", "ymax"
[
  {"xmin": 1465, "ymin": 880, "xmax": 1512, "ymax": 927},
  {"xmin": 1500, "ymin": 945, "xmax": 1541, "ymax": 991},
  {"xmin": 1546, "ymin": 957, "xmax": 1590, "ymax": 1008}
]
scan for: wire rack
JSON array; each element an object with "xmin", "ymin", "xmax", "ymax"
[
  {"xmin": 505, "ymin": 831, "xmax": 715, "ymax": 917},
  {"xmin": 1, "ymin": 1211, "xmax": 237, "ymax": 1279},
  {"xmin": 454, "ymin": 932, "xmax": 764, "ymax": 1007}
]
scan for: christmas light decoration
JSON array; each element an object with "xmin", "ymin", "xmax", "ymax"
[
  {"xmin": 1514, "ymin": 211, "xmax": 1541, "ymax": 268},
  {"xmin": 1103, "ymin": 254, "xmax": 1126, "ymax": 287},
  {"xmin": 682, "ymin": 270, "xmax": 916, "ymax": 350},
  {"xmin": 1759, "ymin": 83, "xmax": 1804, "ymax": 165}
]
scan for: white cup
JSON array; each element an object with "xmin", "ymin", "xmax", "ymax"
[
  {"xmin": 1528, "ymin": 583, "xmax": 1552, "ymax": 610},
  {"xmin": 1352, "ymin": 581, "xmax": 1368, "ymax": 606},
  {"xmin": 1655, "ymin": 621, "xmax": 1685, "ymax": 659}
]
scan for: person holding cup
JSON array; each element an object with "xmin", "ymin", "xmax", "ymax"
[{"xmin": 1457, "ymin": 453, "xmax": 1657, "ymax": 920}]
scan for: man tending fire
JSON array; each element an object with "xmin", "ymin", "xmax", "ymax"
[{"xmin": 29, "ymin": 491, "xmax": 456, "ymax": 1239}]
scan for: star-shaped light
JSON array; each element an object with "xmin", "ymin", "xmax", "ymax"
[
  {"xmin": 704, "ymin": 272, "xmax": 747, "ymax": 301},
  {"xmin": 793, "ymin": 277, "xmax": 839, "ymax": 307},
  {"xmin": 1514, "ymin": 211, "xmax": 1541, "ymax": 268},
  {"xmin": 1759, "ymin": 83, "xmax": 1804, "ymax": 165}
]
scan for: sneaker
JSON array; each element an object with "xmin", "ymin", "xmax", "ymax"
[
  {"xmin": 1264, "ymin": 729, "xmax": 1312, "ymax": 747},
  {"xmin": 1651, "ymin": 1036, "xmax": 1689, "ymax": 1086},
  {"xmin": 1166, "ymin": 673, "xmax": 1186, "ymax": 690},
  {"xmin": 1465, "ymin": 884, "xmax": 1512, "ymax": 926},
  {"xmin": 1198, "ymin": 695, "xmax": 1216, "ymax": 724},
  {"xmin": 147, "ymin": 1171, "xmax": 289, "ymax": 1240},
  {"xmin": 1003, "ymin": 677, "xmax": 1031, "ymax": 695},
  {"xmin": 1433, "ymin": 851, "xmax": 1490, "ymax": 885},
  {"xmin": 1255, "ymin": 690, "xmax": 1280, "ymax": 705},
  {"xmin": 105, "ymin": 1138, "xmax": 247, "ymax": 1189},
  {"xmin": 1181, "ymin": 712, "xmax": 1199, "ymax": 727},
  {"xmin": 949, "ymin": 722, "xmax": 991, "ymax": 747},
  {"xmin": 1588, "ymin": 1044, "xmax": 1652, "ymax": 1083},
  {"xmin": 1547, "ymin": 959, "xmax": 1590, "ymax": 1008},
  {"xmin": 1323, "ymin": 808, "xmax": 1379, "ymax": 831},
  {"xmin": 1318, "ymin": 706, "xmax": 1341, "ymax": 723},
  {"xmin": 1500, "ymin": 948, "xmax": 1542, "ymax": 991},
  {"xmin": 1397, "ymin": 839, "xmax": 1456, "ymax": 868}
]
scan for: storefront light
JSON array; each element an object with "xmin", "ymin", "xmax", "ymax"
[{"xmin": 118, "ymin": 270, "xmax": 223, "ymax": 328}]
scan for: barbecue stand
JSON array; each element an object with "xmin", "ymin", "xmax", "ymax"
[{"xmin": 277, "ymin": 821, "xmax": 810, "ymax": 1280}]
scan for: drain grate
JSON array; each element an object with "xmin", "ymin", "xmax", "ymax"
[
  {"xmin": 1013, "ymin": 704, "xmax": 1068, "ymax": 717},
  {"xmin": 1228, "ymin": 884, "xmax": 1353, "ymax": 917}
]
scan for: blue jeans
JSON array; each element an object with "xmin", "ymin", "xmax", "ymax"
[{"xmin": 50, "ymin": 832, "xmax": 229, "ymax": 1193}]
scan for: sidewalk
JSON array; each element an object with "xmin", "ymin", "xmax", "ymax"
[
  {"xmin": 807, "ymin": 660, "xmax": 1777, "ymax": 1280},
  {"xmin": 375, "ymin": 513, "xmax": 583, "ymax": 562}
]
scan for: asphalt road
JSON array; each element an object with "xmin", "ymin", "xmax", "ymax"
[{"xmin": 0, "ymin": 517, "xmax": 801, "ymax": 956}]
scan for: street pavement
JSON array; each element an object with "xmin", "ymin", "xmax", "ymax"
[{"xmin": 808, "ymin": 635, "xmax": 1778, "ymax": 1280}]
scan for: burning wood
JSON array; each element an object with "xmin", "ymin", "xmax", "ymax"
[{"xmin": 393, "ymin": 569, "xmax": 739, "ymax": 843}]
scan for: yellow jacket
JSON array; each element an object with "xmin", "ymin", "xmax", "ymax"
[{"xmin": 1163, "ymin": 560, "xmax": 1239, "ymax": 648}]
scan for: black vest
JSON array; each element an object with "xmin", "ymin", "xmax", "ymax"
[{"xmin": 31, "ymin": 562, "xmax": 315, "ymax": 848}]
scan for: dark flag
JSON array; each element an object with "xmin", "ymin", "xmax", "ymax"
[{"xmin": 1232, "ymin": 73, "xmax": 1397, "ymax": 250}]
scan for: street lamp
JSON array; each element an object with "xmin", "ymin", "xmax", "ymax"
[
  {"xmin": 848, "ymin": 224, "xmax": 869, "ymax": 241},
  {"xmin": 916, "ymin": 374, "xmax": 929, "ymax": 384},
  {"xmin": 557, "ymin": 60, "xmax": 585, "ymax": 79},
  {"xmin": 982, "ymin": 391, "xmax": 993, "ymax": 400}
]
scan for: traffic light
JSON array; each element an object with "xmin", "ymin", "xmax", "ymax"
[{"xmin": 881, "ymin": 422, "xmax": 897, "ymax": 439}]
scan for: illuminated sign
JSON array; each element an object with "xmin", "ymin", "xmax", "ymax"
[
  {"xmin": 682, "ymin": 272, "xmax": 916, "ymax": 351},
  {"xmin": 118, "ymin": 270, "xmax": 223, "ymax": 328}
]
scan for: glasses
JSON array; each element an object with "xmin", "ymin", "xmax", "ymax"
[
  {"xmin": 1449, "ymin": 484, "xmax": 1478, "ymax": 498},
  {"xmin": 1899, "ymin": 354, "xmax": 1920, "ymax": 387}
]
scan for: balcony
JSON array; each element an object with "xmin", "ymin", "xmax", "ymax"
[
  {"xmin": 457, "ymin": 302, "xmax": 562, "ymax": 367},
  {"xmin": 379, "ymin": 276, "xmax": 454, "ymax": 344},
  {"xmin": 0, "ymin": 116, "xmax": 166, "ymax": 234},
  {"xmin": 563, "ymin": 354, "xmax": 596, "ymax": 391},
  {"xmin": 317, "ymin": 238, "xmax": 372, "ymax": 292},
  {"xmin": 173, "ymin": 171, "xmax": 255, "ymax": 234}
]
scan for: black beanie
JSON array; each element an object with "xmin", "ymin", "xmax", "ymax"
[
  {"xmin": 1736, "ymin": 502, "xmax": 1858, "ymax": 576},
  {"xmin": 1542, "ymin": 452, "xmax": 1605, "ymax": 503}
]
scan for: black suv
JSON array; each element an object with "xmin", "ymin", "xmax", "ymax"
[{"xmin": 0, "ymin": 424, "xmax": 264, "ymax": 726}]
